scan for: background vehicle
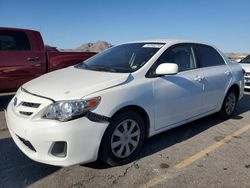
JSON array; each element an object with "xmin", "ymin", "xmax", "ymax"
[
  {"xmin": 0, "ymin": 27, "xmax": 96, "ymax": 92},
  {"xmin": 239, "ymin": 54, "xmax": 250, "ymax": 89},
  {"xmin": 5, "ymin": 40, "xmax": 244, "ymax": 167}
]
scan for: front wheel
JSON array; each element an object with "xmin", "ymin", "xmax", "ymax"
[
  {"xmin": 219, "ymin": 89, "xmax": 238, "ymax": 119},
  {"xmin": 99, "ymin": 110, "xmax": 145, "ymax": 166}
]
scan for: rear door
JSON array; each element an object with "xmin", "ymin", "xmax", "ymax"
[
  {"xmin": 194, "ymin": 44, "xmax": 232, "ymax": 112},
  {"xmin": 0, "ymin": 30, "xmax": 44, "ymax": 92}
]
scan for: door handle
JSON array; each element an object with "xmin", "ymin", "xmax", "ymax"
[
  {"xmin": 224, "ymin": 70, "xmax": 231, "ymax": 76},
  {"xmin": 194, "ymin": 75, "xmax": 203, "ymax": 82},
  {"xmin": 27, "ymin": 57, "xmax": 40, "ymax": 62}
]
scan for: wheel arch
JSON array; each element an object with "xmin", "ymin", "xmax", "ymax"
[
  {"xmin": 110, "ymin": 105, "xmax": 151, "ymax": 138},
  {"xmin": 218, "ymin": 83, "xmax": 240, "ymax": 119},
  {"xmin": 227, "ymin": 83, "xmax": 240, "ymax": 100},
  {"xmin": 220, "ymin": 83, "xmax": 240, "ymax": 111},
  {"xmin": 97, "ymin": 104, "xmax": 151, "ymax": 162}
]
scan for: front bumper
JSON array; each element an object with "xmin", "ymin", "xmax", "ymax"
[{"xmin": 5, "ymin": 93, "xmax": 108, "ymax": 167}]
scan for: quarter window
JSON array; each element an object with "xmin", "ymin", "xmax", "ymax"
[
  {"xmin": 0, "ymin": 30, "xmax": 31, "ymax": 51},
  {"xmin": 156, "ymin": 44, "xmax": 197, "ymax": 72},
  {"xmin": 195, "ymin": 45, "xmax": 225, "ymax": 67}
]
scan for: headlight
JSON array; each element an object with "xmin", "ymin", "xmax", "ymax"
[{"xmin": 42, "ymin": 97, "xmax": 101, "ymax": 122}]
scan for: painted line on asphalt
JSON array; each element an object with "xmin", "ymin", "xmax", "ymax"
[
  {"xmin": 140, "ymin": 124, "xmax": 250, "ymax": 188},
  {"xmin": 175, "ymin": 123, "xmax": 250, "ymax": 169},
  {"xmin": 139, "ymin": 173, "xmax": 168, "ymax": 188}
]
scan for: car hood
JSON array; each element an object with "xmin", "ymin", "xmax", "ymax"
[
  {"xmin": 22, "ymin": 66, "xmax": 130, "ymax": 101},
  {"xmin": 240, "ymin": 63, "xmax": 250, "ymax": 73}
]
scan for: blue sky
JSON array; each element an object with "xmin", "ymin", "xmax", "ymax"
[{"xmin": 0, "ymin": 0, "xmax": 249, "ymax": 52}]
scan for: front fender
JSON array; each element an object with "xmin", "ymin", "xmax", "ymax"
[{"xmin": 86, "ymin": 79, "xmax": 155, "ymax": 133}]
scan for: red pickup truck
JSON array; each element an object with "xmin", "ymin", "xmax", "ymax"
[{"xmin": 0, "ymin": 27, "xmax": 96, "ymax": 92}]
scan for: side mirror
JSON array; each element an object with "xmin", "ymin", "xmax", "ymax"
[{"xmin": 155, "ymin": 63, "xmax": 178, "ymax": 76}]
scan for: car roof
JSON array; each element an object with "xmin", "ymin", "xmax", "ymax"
[{"xmin": 125, "ymin": 39, "xmax": 210, "ymax": 46}]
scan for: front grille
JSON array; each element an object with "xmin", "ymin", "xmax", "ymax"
[
  {"xmin": 17, "ymin": 135, "xmax": 36, "ymax": 152},
  {"xmin": 21, "ymin": 102, "xmax": 40, "ymax": 108},
  {"xmin": 17, "ymin": 101, "xmax": 41, "ymax": 116},
  {"xmin": 245, "ymin": 72, "xmax": 250, "ymax": 76},
  {"xmin": 246, "ymin": 83, "xmax": 250, "ymax": 86}
]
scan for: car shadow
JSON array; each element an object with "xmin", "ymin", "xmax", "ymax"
[
  {"xmin": 0, "ymin": 138, "xmax": 59, "ymax": 187},
  {"xmin": 0, "ymin": 94, "xmax": 14, "ymax": 111},
  {"xmin": 84, "ymin": 92, "xmax": 250, "ymax": 169},
  {"xmin": 0, "ymin": 94, "xmax": 59, "ymax": 187}
]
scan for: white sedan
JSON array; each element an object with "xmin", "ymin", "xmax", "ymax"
[
  {"xmin": 5, "ymin": 40, "xmax": 244, "ymax": 166},
  {"xmin": 239, "ymin": 55, "xmax": 250, "ymax": 89}
]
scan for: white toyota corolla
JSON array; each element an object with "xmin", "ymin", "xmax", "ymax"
[{"xmin": 5, "ymin": 40, "xmax": 244, "ymax": 166}]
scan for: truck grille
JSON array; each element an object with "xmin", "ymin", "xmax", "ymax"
[{"xmin": 245, "ymin": 72, "xmax": 250, "ymax": 76}]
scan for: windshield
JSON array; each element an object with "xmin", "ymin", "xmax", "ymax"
[
  {"xmin": 240, "ymin": 55, "xmax": 250, "ymax": 64},
  {"xmin": 75, "ymin": 43, "xmax": 164, "ymax": 73}
]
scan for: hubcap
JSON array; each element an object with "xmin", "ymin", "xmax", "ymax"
[
  {"xmin": 111, "ymin": 119, "xmax": 141, "ymax": 158},
  {"xmin": 225, "ymin": 93, "xmax": 236, "ymax": 115}
]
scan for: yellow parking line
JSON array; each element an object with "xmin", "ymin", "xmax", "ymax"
[
  {"xmin": 140, "ymin": 124, "xmax": 250, "ymax": 188},
  {"xmin": 139, "ymin": 174, "xmax": 168, "ymax": 188},
  {"xmin": 175, "ymin": 124, "xmax": 250, "ymax": 169}
]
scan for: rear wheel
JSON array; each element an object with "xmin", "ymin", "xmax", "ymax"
[
  {"xmin": 100, "ymin": 110, "xmax": 145, "ymax": 166},
  {"xmin": 219, "ymin": 89, "xmax": 238, "ymax": 119}
]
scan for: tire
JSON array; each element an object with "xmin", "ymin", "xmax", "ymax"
[
  {"xmin": 99, "ymin": 110, "xmax": 145, "ymax": 166},
  {"xmin": 218, "ymin": 89, "xmax": 238, "ymax": 119}
]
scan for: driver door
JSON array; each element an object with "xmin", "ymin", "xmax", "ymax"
[{"xmin": 153, "ymin": 44, "xmax": 204, "ymax": 130}]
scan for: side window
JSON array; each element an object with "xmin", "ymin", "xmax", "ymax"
[
  {"xmin": 156, "ymin": 44, "xmax": 197, "ymax": 72},
  {"xmin": 0, "ymin": 30, "xmax": 31, "ymax": 51},
  {"xmin": 195, "ymin": 45, "xmax": 225, "ymax": 67}
]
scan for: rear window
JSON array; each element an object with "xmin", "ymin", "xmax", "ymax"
[
  {"xmin": 0, "ymin": 30, "xmax": 31, "ymax": 51},
  {"xmin": 195, "ymin": 45, "xmax": 225, "ymax": 67}
]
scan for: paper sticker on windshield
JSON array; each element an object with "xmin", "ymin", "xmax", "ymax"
[{"xmin": 142, "ymin": 44, "xmax": 164, "ymax": 48}]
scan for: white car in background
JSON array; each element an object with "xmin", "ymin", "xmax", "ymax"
[
  {"xmin": 5, "ymin": 40, "xmax": 244, "ymax": 167},
  {"xmin": 239, "ymin": 55, "xmax": 250, "ymax": 89}
]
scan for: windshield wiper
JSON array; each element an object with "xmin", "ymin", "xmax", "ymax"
[
  {"xmin": 76, "ymin": 63, "xmax": 129, "ymax": 73},
  {"xmin": 89, "ymin": 65, "xmax": 118, "ymax": 72},
  {"xmin": 75, "ymin": 62, "xmax": 87, "ymax": 69}
]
